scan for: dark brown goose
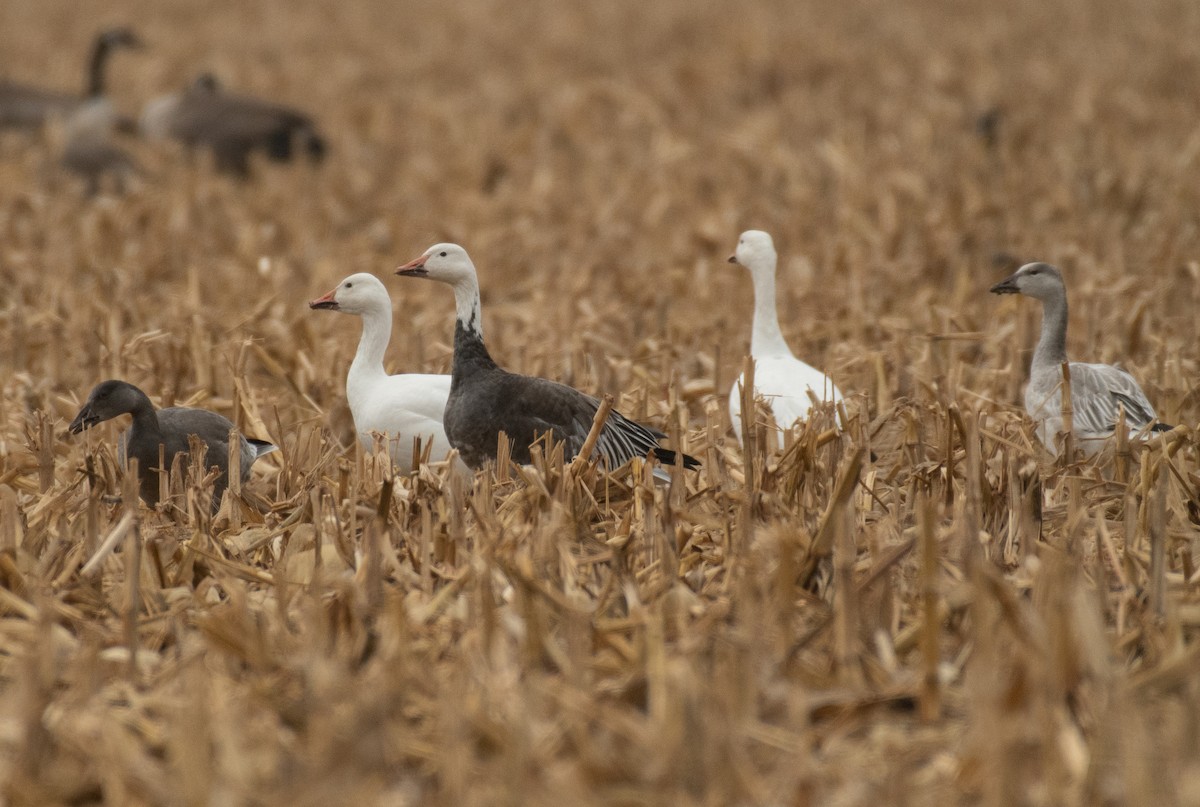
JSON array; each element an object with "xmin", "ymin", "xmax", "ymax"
[
  {"xmin": 0, "ymin": 27, "xmax": 141, "ymax": 130},
  {"xmin": 139, "ymin": 73, "xmax": 326, "ymax": 176},
  {"xmin": 395, "ymin": 243, "xmax": 700, "ymax": 475},
  {"xmin": 69, "ymin": 380, "xmax": 276, "ymax": 512}
]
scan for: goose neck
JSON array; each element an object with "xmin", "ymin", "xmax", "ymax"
[
  {"xmin": 87, "ymin": 39, "xmax": 111, "ymax": 98},
  {"xmin": 1031, "ymin": 289, "xmax": 1069, "ymax": 372},
  {"xmin": 749, "ymin": 262, "xmax": 791, "ymax": 357},
  {"xmin": 126, "ymin": 391, "xmax": 163, "ymax": 441},
  {"xmin": 348, "ymin": 305, "xmax": 393, "ymax": 386},
  {"xmin": 453, "ymin": 278, "xmax": 483, "ymax": 341},
  {"xmin": 450, "ymin": 277, "xmax": 497, "ymax": 383}
]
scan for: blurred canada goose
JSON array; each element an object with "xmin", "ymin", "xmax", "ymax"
[
  {"xmin": 395, "ymin": 244, "xmax": 700, "ymax": 474},
  {"xmin": 726, "ymin": 230, "xmax": 844, "ymax": 447},
  {"xmin": 0, "ymin": 27, "xmax": 141, "ymax": 131},
  {"xmin": 308, "ymin": 273, "xmax": 464, "ymax": 473},
  {"xmin": 140, "ymin": 73, "xmax": 326, "ymax": 176},
  {"xmin": 68, "ymin": 379, "xmax": 276, "ymax": 512},
  {"xmin": 990, "ymin": 262, "xmax": 1172, "ymax": 455}
]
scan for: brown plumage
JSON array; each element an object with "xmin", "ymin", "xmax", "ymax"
[{"xmin": 140, "ymin": 74, "xmax": 326, "ymax": 176}]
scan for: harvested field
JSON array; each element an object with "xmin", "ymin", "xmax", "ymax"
[{"xmin": 2, "ymin": 0, "xmax": 1200, "ymax": 804}]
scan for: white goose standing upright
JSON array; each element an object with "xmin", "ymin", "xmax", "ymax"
[
  {"xmin": 990, "ymin": 261, "xmax": 1171, "ymax": 456},
  {"xmin": 394, "ymin": 244, "xmax": 700, "ymax": 473},
  {"xmin": 309, "ymin": 273, "xmax": 459, "ymax": 472},
  {"xmin": 727, "ymin": 230, "xmax": 844, "ymax": 447}
]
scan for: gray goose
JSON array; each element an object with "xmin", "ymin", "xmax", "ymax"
[
  {"xmin": 395, "ymin": 243, "xmax": 700, "ymax": 474},
  {"xmin": 990, "ymin": 262, "xmax": 1172, "ymax": 456},
  {"xmin": 0, "ymin": 27, "xmax": 141, "ymax": 131},
  {"xmin": 69, "ymin": 380, "xmax": 276, "ymax": 511},
  {"xmin": 139, "ymin": 73, "xmax": 325, "ymax": 176}
]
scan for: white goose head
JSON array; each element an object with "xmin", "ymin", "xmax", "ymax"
[
  {"xmin": 308, "ymin": 272, "xmax": 390, "ymax": 315},
  {"xmin": 395, "ymin": 243, "xmax": 477, "ymax": 288},
  {"xmin": 728, "ymin": 230, "xmax": 777, "ymax": 275}
]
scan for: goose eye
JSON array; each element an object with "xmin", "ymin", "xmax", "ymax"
[
  {"xmin": 439, "ymin": 251, "xmax": 447, "ymax": 257},
  {"xmin": 346, "ymin": 282, "xmax": 353, "ymax": 288}
]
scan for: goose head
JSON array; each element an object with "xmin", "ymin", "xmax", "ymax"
[
  {"xmin": 395, "ymin": 243, "xmax": 476, "ymax": 287},
  {"xmin": 70, "ymin": 379, "xmax": 143, "ymax": 433},
  {"xmin": 97, "ymin": 27, "xmax": 143, "ymax": 52},
  {"xmin": 728, "ymin": 230, "xmax": 777, "ymax": 274},
  {"xmin": 308, "ymin": 273, "xmax": 389, "ymax": 315},
  {"xmin": 989, "ymin": 262, "xmax": 1064, "ymax": 302}
]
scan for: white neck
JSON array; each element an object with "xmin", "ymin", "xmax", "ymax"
[
  {"xmin": 347, "ymin": 302, "xmax": 393, "ymax": 398},
  {"xmin": 452, "ymin": 275, "xmax": 484, "ymax": 339},
  {"xmin": 748, "ymin": 256, "xmax": 792, "ymax": 357}
]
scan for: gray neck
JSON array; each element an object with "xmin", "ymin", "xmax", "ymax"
[
  {"xmin": 1031, "ymin": 289, "xmax": 1069, "ymax": 372},
  {"xmin": 126, "ymin": 389, "xmax": 163, "ymax": 440}
]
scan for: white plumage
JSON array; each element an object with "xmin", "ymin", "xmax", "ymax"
[
  {"xmin": 991, "ymin": 261, "xmax": 1170, "ymax": 456},
  {"xmin": 309, "ymin": 273, "xmax": 461, "ymax": 472},
  {"xmin": 726, "ymin": 230, "xmax": 843, "ymax": 447}
]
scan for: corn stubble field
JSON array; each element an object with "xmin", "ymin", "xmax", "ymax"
[{"xmin": 2, "ymin": 0, "xmax": 1200, "ymax": 804}]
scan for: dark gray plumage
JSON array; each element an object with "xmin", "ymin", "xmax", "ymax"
[
  {"xmin": 68, "ymin": 380, "xmax": 276, "ymax": 511},
  {"xmin": 0, "ymin": 28, "xmax": 141, "ymax": 130},
  {"xmin": 139, "ymin": 73, "xmax": 325, "ymax": 176},
  {"xmin": 395, "ymin": 244, "xmax": 700, "ymax": 473}
]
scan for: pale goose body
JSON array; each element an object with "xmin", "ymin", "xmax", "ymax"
[
  {"xmin": 69, "ymin": 380, "xmax": 276, "ymax": 511},
  {"xmin": 309, "ymin": 273, "xmax": 459, "ymax": 472},
  {"xmin": 727, "ymin": 230, "xmax": 843, "ymax": 447},
  {"xmin": 395, "ymin": 244, "xmax": 700, "ymax": 473},
  {"xmin": 990, "ymin": 262, "xmax": 1170, "ymax": 455}
]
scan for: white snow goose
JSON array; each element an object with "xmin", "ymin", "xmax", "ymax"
[
  {"xmin": 990, "ymin": 261, "xmax": 1172, "ymax": 455},
  {"xmin": 394, "ymin": 243, "xmax": 700, "ymax": 473},
  {"xmin": 727, "ymin": 230, "xmax": 844, "ymax": 447},
  {"xmin": 68, "ymin": 379, "xmax": 276, "ymax": 511},
  {"xmin": 308, "ymin": 272, "xmax": 460, "ymax": 472}
]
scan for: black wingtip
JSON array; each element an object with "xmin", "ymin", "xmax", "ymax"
[
  {"xmin": 1150, "ymin": 422, "xmax": 1174, "ymax": 433},
  {"xmin": 652, "ymin": 447, "xmax": 702, "ymax": 470}
]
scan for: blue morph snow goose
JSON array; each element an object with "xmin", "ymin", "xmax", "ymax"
[
  {"xmin": 69, "ymin": 380, "xmax": 276, "ymax": 511},
  {"xmin": 309, "ymin": 272, "xmax": 461, "ymax": 472},
  {"xmin": 727, "ymin": 230, "xmax": 844, "ymax": 447},
  {"xmin": 395, "ymin": 244, "xmax": 700, "ymax": 473},
  {"xmin": 990, "ymin": 262, "xmax": 1171, "ymax": 455}
]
